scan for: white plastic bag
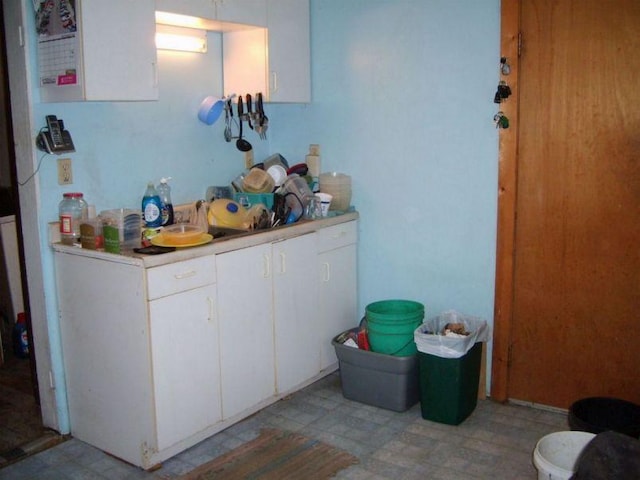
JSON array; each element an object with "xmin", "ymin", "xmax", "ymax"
[{"xmin": 414, "ymin": 310, "xmax": 490, "ymax": 359}]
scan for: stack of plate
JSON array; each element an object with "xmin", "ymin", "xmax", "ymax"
[{"xmin": 319, "ymin": 172, "xmax": 351, "ymax": 211}]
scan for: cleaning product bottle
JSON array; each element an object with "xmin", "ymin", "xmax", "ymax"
[
  {"xmin": 142, "ymin": 182, "xmax": 162, "ymax": 228},
  {"xmin": 157, "ymin": 177, "xmax": 174, "ymax": 226},
  {"xmin": 13, "ymin": 312, "xmax": 29, "ymax": 358}
]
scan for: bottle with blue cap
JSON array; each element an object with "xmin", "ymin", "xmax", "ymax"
[{"xmin": 142, "ymin": 182, "xmax": 162, "ymax": 228}]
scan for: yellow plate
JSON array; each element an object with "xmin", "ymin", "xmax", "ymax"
[{"xmin": 151, "ymin": 233, "xmax": 213, "ymax": 248}]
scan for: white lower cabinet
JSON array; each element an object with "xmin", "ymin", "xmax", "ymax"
[
  {"xmin": 216, "ymin": 242, "xmax": 275, "ymax": 420},
  {"xmin": 149, "ymin": 284, "xmax": 221, "ymax": 451},
  {"xmin": 318, "ymin": 222, "xmax": 358, "ymax": 370},
  {"xmin": 216, "ymin": 233, "xmax": 320, "ymax": 413},
  {"xmin": 272, "ymin": 234, "xmax": 320, "ymax": 392},
  {"xmin": 54, "ymin": 217, "xmax": 357, "ymax": 469}
]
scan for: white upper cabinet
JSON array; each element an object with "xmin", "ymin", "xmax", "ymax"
[
  {"xmin": 265, "ymin": 0, "xmax": 311, "ymax": 103},
  {"xmin": 39, "ymin": 0, "xmax": 158, "ymax": 102},
  {"xmin": 223, "ymin": 0, "xmax": 310, "ymax": 103},
  {"xmin": 216, "ymin": 0, "xmax": 267, "ymax": 26},
  {"xmin": 155, "ymin": 0, "xmax": 216, "ymax": 19},
  {"xmin": 155, "ymin": 0, "xmax": 265, "ymax": 26}
]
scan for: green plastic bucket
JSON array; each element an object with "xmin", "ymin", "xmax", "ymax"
[{"xmin": 366, "ymin": 300, "xmax": 424, "ymax": 356}]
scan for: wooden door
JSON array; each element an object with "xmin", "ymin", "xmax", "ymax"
[{"xmin": 492, "ymin": 0, "xmax": 640, "ymax": 409}]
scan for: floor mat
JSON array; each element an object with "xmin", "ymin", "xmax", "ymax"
[{"xmin": 180, "ymin": 428, "xmax": 359, "ymax": 480}]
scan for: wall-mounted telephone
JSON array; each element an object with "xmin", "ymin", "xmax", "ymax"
[{"xmin": 36, "ymin": 115, "xmax": 75, "ymax": 154}]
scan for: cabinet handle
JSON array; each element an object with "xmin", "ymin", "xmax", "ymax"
[
  {"xmin": 331, "ymin": 231, "xmax": 347, "ymax": 240},
  {"xmin": 271, "ymin": 71, "xmax": 278, "ymax": 93},
  {"xmin": 152, "ymin": 62, "xmax": 158, "ymax": 87},
  {"xmin": 174, "ymin": 270, "xmax": 197, "ymax": 280},
  {"xmin": 279, "ymin": 252, "xmax": 286, "ymax": 274},
  {"xmin": 263, "ymin": 254, "xmax": 270, "ymax": 278},
  {"xmin": 207, "ymin": 296, "xmax": 215, "ymax": 324},
  {"xmin": 323, "ymin": 262, "xmax": 330, "ymax": 282}
]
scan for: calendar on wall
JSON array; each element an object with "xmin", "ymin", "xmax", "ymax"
[{"xmin": 36, "ymin": 0, "xmax": 82, "ymax": 99}]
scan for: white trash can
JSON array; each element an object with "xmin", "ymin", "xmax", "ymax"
[{"xmin": 533, "ymin": 431, "xmax": 596, "ymax": 480}]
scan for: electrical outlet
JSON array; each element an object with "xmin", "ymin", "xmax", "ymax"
[
  {"xmin": 57, "ymin": 157, "xmax": 72, "ymax": 185},
  {"xmin": 244, "ymin": 150, "xmax": 254, "ymax": 169}
]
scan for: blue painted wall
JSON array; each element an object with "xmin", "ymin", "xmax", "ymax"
[{"xmin": 24, "ymin": 0, "xmax": 499, "ymax": 429}]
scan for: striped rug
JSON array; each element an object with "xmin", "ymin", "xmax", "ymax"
[{"xmin": 180, "ymin": 428, "xmax": 359, "ymax": 480}]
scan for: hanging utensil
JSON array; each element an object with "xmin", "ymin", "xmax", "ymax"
[
  {"xmin": 246, "ymin": 94, "xmax": 254, "ymax": 130},
  {"xmin": 255, "ymin": 93, "xmax": 264, "ymax": 139},
  {"xmin": 224, "ymin": 98, "xmax": 233, "ymax": 142},
  {"xmin": 256, "ymin": 92, "xmax": 268, "ymax": 140},
  {"xmin": 236, "ymin": 96, "xmax": 252, "ymax": 152}
]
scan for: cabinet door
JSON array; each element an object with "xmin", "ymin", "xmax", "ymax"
[
  {"xmin": 149, "ymin": 285, "xmax": 221, "ymax": 450},
  {"xmin": 266, "ymin": 0, "xmax": 310, "ymax": 103},
  {"xmin": 319, "ymin": 244, "xmax": 358, "ymax": 370},
  {"xmin": 216, "ymin": 243, "xmax": 275, "ymax": 419},
  {"xmin": 154, "ymin": 0, "xmax": 216, "ymax": 19},
  {"xmin": 273, "ymin": 234, "xmax": 320, "ymax": 393},
  {"xmin": 223, "ymin": 0, "xmax": 310, "ymax": 102},
  {"xmin": 80, "ymin": 0, "xmax": 158, "ymax": 101},
  {"xmin": 216, "ymin": 0, "xmax": 267, "ymax": 26}
]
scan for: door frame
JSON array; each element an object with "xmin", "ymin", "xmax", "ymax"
[
  {"xmin": 2, "ymin": 0, "xmax": 60, "ymax": 430},
  {"xmin": 491, "ymin": 0, "xmax": 519, "ymax": 402}
]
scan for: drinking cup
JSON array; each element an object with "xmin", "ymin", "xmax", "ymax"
[
  {"xmin": 316, "ymin": 192, "xmax": 332, "ymax": 217},
  {"xmin": 303, "ymin": 195, "xmax": 323, "ymax": 220}
]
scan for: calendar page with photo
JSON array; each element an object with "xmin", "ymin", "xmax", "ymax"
[{"xmin": 36, "ymin": 0, "xmax": 80, "ymax": 98}]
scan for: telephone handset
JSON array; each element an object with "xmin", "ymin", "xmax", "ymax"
[{"xmin": 36, "ymin": 115, "xmax": 75, "ymax": 154}]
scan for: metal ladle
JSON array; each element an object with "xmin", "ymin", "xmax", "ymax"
[{"xmin": 235, "ymin": 96, "xmax": 252, "ymax": 152}]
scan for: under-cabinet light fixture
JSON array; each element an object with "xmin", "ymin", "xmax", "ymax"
[{"xmin": 155, "ymin": 24, "xmax": 207, "ymax": 53}]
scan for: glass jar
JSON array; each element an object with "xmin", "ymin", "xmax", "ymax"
[{"xmin": 59, "ymin": 192, "xmax": 88, "ymax": 245}]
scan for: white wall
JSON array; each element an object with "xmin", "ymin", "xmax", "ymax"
[{"xmin": 18, "ymin": 0, "xmax": 499, "ymax": 432}]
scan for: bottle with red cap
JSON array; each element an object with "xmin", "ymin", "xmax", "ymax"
[
  {"xmin": 59, "ymin": 192, "xmax": 88, "ymax": 244},
  {"xmin": 13, "ymin": 312, "xmax": 29, "ymax": 358}
]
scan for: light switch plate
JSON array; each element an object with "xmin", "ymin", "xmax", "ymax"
[{"xmin": 57, "ymin": 157, "xmax": 72, "ymax": 185}]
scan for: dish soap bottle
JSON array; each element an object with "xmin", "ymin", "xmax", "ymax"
[
  {"xmin": 142, "ymin": 182, "xmax": 162, "ymax": 228},
  {"xmin": 157, "ymin": 177, "xmax": 174, "ymax": 226}
]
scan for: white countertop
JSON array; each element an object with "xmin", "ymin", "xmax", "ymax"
[{"xmin": 52, "ymin": 211, "xmax": 359, "ymax": 268}]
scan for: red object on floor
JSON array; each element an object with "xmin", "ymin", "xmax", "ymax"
[{"xmin": 357, "ymin": 329, "xmax": 370, "ymax": 350}]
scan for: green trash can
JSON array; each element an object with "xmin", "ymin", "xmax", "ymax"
[
  {"xmin": 418, "ymin": 342, "xmax": 482, "ymax": 425},
  {"xmin": 414, "ymin": 311, "xmax": 489, "ymax": 425}
]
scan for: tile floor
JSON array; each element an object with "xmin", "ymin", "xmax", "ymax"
[
  {"xmin": 0, "ymin": 347, "xmax": 46, "ymax": 457},
  {"xmin": 0, "ymin": 371, "xmax": 568, "ymax": 479}
]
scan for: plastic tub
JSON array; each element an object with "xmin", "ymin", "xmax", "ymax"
[
  {"xmin": 533, "ymin": 431, "xmax": 595, "ymax": 480},
  {"xmin": 332, "ymin": 328, "xmax": 420, "ymax": 412},
  {"xmin": 365, "ymin": 300, "xmax": 424, "ymax": 356},
  {"xmin": 234, "ymin": 192, "xmax": 274, "ymax": 210},
  {"xmin": 366, "ymin": 300, "xmax": 424, "ymax": 324},
  {"xmin": 207, "ymin": 200, "xmax": 247, "ymax": 229},
  {"xmin": 161, "ymin": 224, "xmax": 205, "ymax": 245},
  {"xmin": 569, "ymin": 397, "xmax": 640, "ymax": 438},
  {"xmin": 367, "ymin": 320, "xmax": 421, "ymax": 356},
  {"xmin": 243, "ymin": 168, "xmax": 275, "ymax": 194}
]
